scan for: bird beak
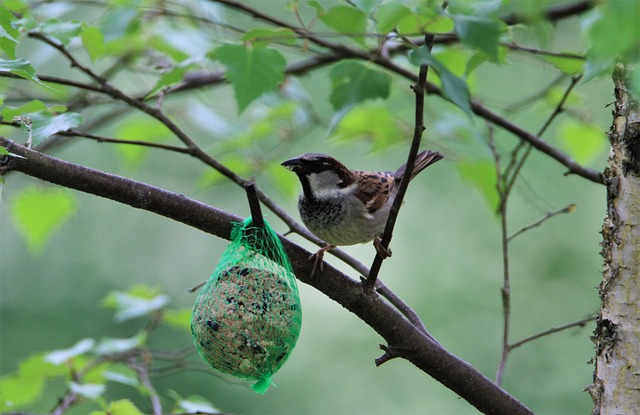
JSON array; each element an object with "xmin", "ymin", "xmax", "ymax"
[{"xmin": 281, "ymin": 157, "xmax": 302, "ymax": 171}]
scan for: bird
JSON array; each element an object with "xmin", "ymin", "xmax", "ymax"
[{"xmin": 281, "ymin": 150, "xmax": 443, "ymax": 274}]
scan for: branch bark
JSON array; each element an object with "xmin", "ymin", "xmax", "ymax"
[
  {"xmin": 0, "ymin": 137, "xmax": 533, "ymax": 415},
  {"xmin": 590, "ymin": 63, "xmax": 640, "ymax": 414}
]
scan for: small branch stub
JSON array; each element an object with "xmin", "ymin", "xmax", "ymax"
[
  {"xmin": 375, "ymin": 344, "xmax": 404, "ymax": 367},
  {"xmin": 244, "ymin": 179, "xmax": 264, "ymax": 229}
]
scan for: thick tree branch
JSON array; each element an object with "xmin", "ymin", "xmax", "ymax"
[{"xmin": 0, "ymin": 137, "xmax": 533, "ymax": 415}]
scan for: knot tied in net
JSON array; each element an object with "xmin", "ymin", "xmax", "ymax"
[{"xmin": 191, "ymin": 217, "xmax": 302, "ymax": 393}]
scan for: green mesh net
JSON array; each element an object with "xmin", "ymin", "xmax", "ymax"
[{"xmin": 191, "ymin": 217, "xmax": 302, "ymax": 394}]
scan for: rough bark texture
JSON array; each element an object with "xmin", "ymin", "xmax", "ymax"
[{"xmin": 591, "ymin": 63, "xmax": 640, "ymax": 414}]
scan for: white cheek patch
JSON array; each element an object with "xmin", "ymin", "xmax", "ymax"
[{"xmin": 308, "ymin": 172, "xmax": 355, "ymax": 200}]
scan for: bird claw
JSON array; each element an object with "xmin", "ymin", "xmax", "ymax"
[
  {"xmin": 373, "ymin": 237, "xmax": 392, "ymax": 259},
  {"xmin": 309, "ymin": 244, "xmax": 335, "ymax": 277}
]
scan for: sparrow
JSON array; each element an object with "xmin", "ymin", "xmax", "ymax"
[{"xmin": 281, "ymin": 150, "xmax": 443, "ymax": 274}]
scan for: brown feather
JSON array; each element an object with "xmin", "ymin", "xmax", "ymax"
[
  {"xmin": 353, "ymin": 171, "xmax": 395, "ymax": 214},
  {"xmin": 394, "ymin": 150, "xmax": 444, "ymax": 182}
]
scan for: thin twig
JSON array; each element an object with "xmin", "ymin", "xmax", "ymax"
[
  {"xmin": 510, "ymin": 315, "xmax": 596, "ymax": 349},
  {"xmin": 488, "ymin": 125, "xmax": 511, "ymax": 386},
  {"xmin": 494, "ymin": 75, "xmax": 583, "ymax": 385},
  {"xmin": 58, "ymin": 129, "xmax": 192, "ymax": 153},
  {"xmin": 130, "ymin": 355, "xmax": 163, "ymax": 415},
  {"xmin": 503, "ymin": 43, "xmax": 585, "ymax": 60},
  {"xmin": 365, "ymin": 34, "xmax": 435, "ymax": 287},
  {"xmin": 508, "ymin": 204, "xmax": 576, "ymax": 242},
  {"xmin": 504, "ymin": 74, "xmax": 584, "ymax": 198},
  {"xmin": 51, "ymin": 389, "xmax": 79, "ymax": 415}
]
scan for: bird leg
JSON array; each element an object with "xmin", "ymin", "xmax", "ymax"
[
  {"xmin": 309, "ymin": 244, "xmax": 336, "ymax": 277},
  {"xmin": 373, "ymin": 237, "xmax": 392, "ymax": 258}
]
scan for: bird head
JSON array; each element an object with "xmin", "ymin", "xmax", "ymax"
[{"xmin": 281, "ymin": 153, "xmax": 356, "ymax": 201}]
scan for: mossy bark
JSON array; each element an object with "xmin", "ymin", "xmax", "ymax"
[{"xmin": 590, "ymin": 63, "xmax": 640, "ymax": 414}]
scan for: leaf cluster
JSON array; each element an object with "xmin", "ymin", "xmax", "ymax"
[{"xmin": 0, "ymin": 285, "xmax": 216, "ymax": 415}]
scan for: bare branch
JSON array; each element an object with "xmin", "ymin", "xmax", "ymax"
[
  {"xmin": 58, "ymin": 129, "xmax": 192, "ymax": 154},
  {"xmin": 504, "ymin": 75, "xmax": 585, "ymax": 198},
  {"xmin": 488, "ymin": 125, "xmax": 512, "ymax": 386},
  {"xmin": 130, "ymin": 354, "xmax": 163, "ymax": 415},
  {"xmin": 510, "ymin": 315, "xmax": 596, "ymax": 349},
  {"xmin": 0, "ymin": 137, "xmax": 533, "ymax": 415},
  {"xmin": 508, "ymin": 204, "xmax": 577, "ymax": 242},
  {"xmin": 366, "ymin": 34, "xmax": 434, "ymax": 287}
]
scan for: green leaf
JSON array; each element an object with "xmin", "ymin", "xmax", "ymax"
[
  {"xmin": 558, "ymin": 120, "xmax": 606, "ymax": 165},
  {"xmin": 11, "ymin": 187, "xmax": 77, "ymax": 253},
  {"xmin": 103, "ymin": 286, "xmax": 169, "ymax": 322},
  {"xmin": 328, "ymin": 61, "xmax": 391, "ymax": 110},
  {"xmin": 350, "ymin": 0, "xmax": 378, "ymax": 14},
  {"xmin": 397, "ymin": 8, "xmax": 454, "ymax": 35},
  {"xmin": 45, "ymin": 339, "xmax": 96, "ymax": 365},
  {"xmin": 94, "ymin": 333, "xmax": 146, "ymax": 355},
  {"xmin": 90, "ymin": 399, "xmax": 144, "ymax": 415},
  {"xmin": 162, "ymin": 308, "xmax": 192, "ymax": 331},
  {"xmin": 448, "ymin": 0, "xmax": 503, "ymax": 17},
  {"xmin": 376, "ymin": 3, "xmax": 412, "ymax": 33},
  {"xmin": 0, "ymin": 355, "xmax": 67, "ymax": 411},
  {"xmin": 453, "ymin": 15, "xmax": 504, "ymax": 62},
  {"xmin": 242, "ymin": 28, "xmax": 297, "ymax": 47},
  {"xmin": 2, "ymin": 0, "xmax": 28, "ymax": 13},
  {"xmin": 69, "ymin": 382, "xmax": 105, "ymax": 400},
  {"xmin": 103, "ymin": 366, "xmax": 140, "ymax": 388},
  {"xmin": 408, "ymin": 46, "xmax": 472, "ymax": 116},
  {"xmin": 332, "ymin": 101, "xmax": 402, "ymax": 150},
  {"xmin": 584, "ymin": 0, "xmax": 640, "ymax": 81},
  {"xmin": 100, "ymin": 6, "xmax": 140, "ymax": 42},
  {"xmin": 29, "ymin": 111, "xmax": 83, "ymax": 146},
  {"xmin": 213, "ymin": 44, "xmax": 286, "ymax": 113},
  {"xmin": 544, "ymin": 54, "xmax": 584, "ymax": 75},
  {"xmin": 19, "ymin": 354, "xmax": 67, "ymax": 379},
  {"xmin": 0, "ymin": 58, "xmax": 46, "ymax": 87},
  {"xmin": 81, "ymin": 25, "xmax": 106, "ymax": 62},
  {"xmin": 457, "ymin": 159, "xmax": 499, "ymax": 212},
  {"xmin": 0, "ymin": 7, "xmax": 19, "ymax": 59},
  {"xmin": 1, "ymin": 100, "xmax": 47, "ymax": 119},
  {"xmin": 0, "ymin": 375, "xmax": 43, "ymax": 411},
  {"xmin": 317, "ymin": 5, "xmax": 367, "ymax": 45},
  {"xmin": 40, "ymin": 19, "xmax": 83, "ymax": 46}
]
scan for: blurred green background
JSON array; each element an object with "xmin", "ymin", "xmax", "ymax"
[{"xmin": 0, "ymin": 1, "xmax": 615, "ymax": 414}]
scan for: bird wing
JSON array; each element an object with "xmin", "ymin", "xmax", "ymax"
[{"xmin": 353, "ymin": 171, "xmax": 395, "ymax": 214}]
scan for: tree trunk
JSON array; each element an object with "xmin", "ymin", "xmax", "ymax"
[{"xmin": 591, "ymin": 63, "xmax": 640, "ymax": 414}]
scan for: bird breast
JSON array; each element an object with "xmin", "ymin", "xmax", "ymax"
[{"xmin": 298, "ymin": 190, "xmax": 391, "ymax": 246}]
